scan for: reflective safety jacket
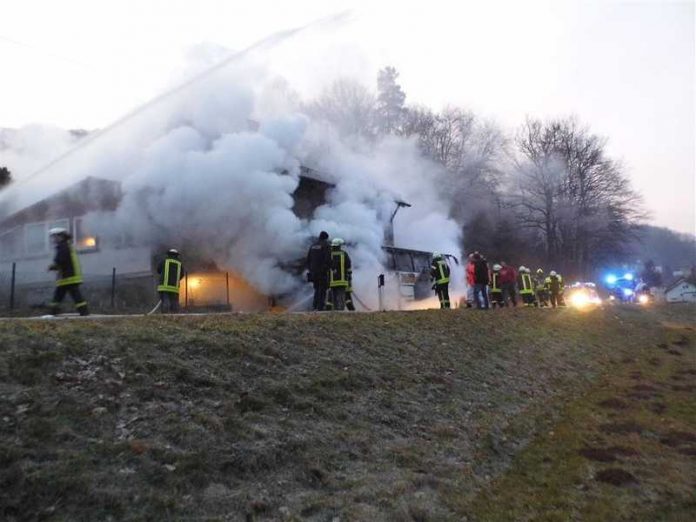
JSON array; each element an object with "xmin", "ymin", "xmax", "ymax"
[
  {"xmin": 490, "ymin": 271, "xmax": 502, "ymax": 293},
  {"xmin": 157, "ymin": 257, "xmax": 183, "ymax": 293},
  {"xmin": 329, "ymin": 248, "xmax": 352, "ymax": 288},
  {"xmin": 518, "ymin": 273, "xmax": 534, "ymax": 295},
  {"xmin": 545, "ymin": 274, "xmax": 563, "ymax": 294},
  {"xmin": 430, "ymin": 258, "xmax": 450, "ymax": 285},
  {"xmin": 52, "ymin": 240, "xmax": 83, "ymax": 287}
]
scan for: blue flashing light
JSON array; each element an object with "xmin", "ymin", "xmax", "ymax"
[
  {"xmin": 624, "ymin": 273, "xmax": 634, "ymax": 281},
  {"xmin": 605, "ymin": 274, "xmax": 618, "ymax": 285}
]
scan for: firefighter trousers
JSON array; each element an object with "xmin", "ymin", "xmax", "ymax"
[
  {"xmin": 159, "ymin": 291, "xmax": 180, "ymax": 313},
  {"xmin": 435, "ymin": 284, "xmax": 450, "ymax": 309},
  {"xmin": 51, "ymin": 284, "xmax": 89, "ymax": 315}
]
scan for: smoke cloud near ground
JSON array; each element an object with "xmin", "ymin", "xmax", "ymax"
[{"xmin": 0, "ymin": 39, "xmax": 464, "ymax": 309}]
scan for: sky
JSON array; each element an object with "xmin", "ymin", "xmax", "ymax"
[{"xmin": 1, "ymin": 0, "xmax": 694, "ymax": 234}]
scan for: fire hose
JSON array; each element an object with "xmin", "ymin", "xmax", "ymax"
[{"xmin": 146, "ymin": 300, "xmax": 162, "ymax": 315}]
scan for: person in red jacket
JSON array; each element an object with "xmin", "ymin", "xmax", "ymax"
[
  {"xmin": 499, "ymin": 261, "xmax": 518, "ymax": 307},
  {"xmin": 465, "ymin": 253, "xmax": 476, "ymax": 308}
]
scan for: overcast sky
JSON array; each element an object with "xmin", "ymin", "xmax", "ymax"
[{"xmin": 1, "ymin": 0, "xmax": 693, "ymax": 234}]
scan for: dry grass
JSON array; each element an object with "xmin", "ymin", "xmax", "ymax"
[{"xmin": 0, "ymin": 305, "xmax": 694, "ymax": 521}]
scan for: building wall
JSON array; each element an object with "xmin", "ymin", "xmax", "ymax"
[{"xmin": 0, "ymin": 246, "xmax": 152, "ymax": 285}]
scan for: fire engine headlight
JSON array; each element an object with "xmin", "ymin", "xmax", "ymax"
[
  {"xmin": 571, "ymin": 293, "xmax": 589, "ymax": 307},
  {"xmin": 638, "ymin": 294, "xmax": 649, "ymax": 305}
]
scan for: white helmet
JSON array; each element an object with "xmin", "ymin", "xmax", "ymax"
[
  {"xmin": 518, "ymin": 265, "xmax": 526, "ymax": 272},
  {"xmin": 49, "ymin": 227, "xmax": 68, "ymax": 236},
  {"xmin": 168, "ymin": 249, "xmax": 179, "ymax": 256},
  {"xmin": 493, "ymin": 263, "xmax": 502, "ymax": 271},
  {"xmin": 432, "ymin": 252, "xmax": 442, "ymax": 259},
  {"xmin": 331, "ymin": 238, "xmax": 344, "ymax": 247},
  {"xmin": 550, "ymin": 270, "xmax": 557, "ymax": 277}
]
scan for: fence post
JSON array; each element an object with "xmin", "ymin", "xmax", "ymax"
[
  {"xmin": 226, "ymin": 272, "xmax": 230, "ymax": 308},
  {"xmin": 9, "ymin": 262, "xmax": 16, "ymax": 310},
  {"xmin": 110, "ymin": 267, "xmax": 116, "ymax": 308}
]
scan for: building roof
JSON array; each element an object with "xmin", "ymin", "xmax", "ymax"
[
  {"xmin": 664, "ymin": 277, "xmax": 696, "ymax": 293},
  {"xmin": 0, "ymin": 176, "xmax": 121, "ymax": 232}
]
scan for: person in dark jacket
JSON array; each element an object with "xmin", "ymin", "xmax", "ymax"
[
  {"xmin": 430, "ymin": 253, "xmax": 451, "ymax": 309},
  {"xmin": 306, "ymin": 231, "xmax": 331, "ymax": 311},
  {"xmin": 327, "ymin": 238, "xmax": 351, "ymax": 311},
  {"xmin": 499, "ymin": 261, "xmax": 518, "ymax": 307},
  {"xmin": 48, "ymin": 227, "xmax": 89, "ymax": 316},
  {"xmin": 472, "ymin": 252, "xmax": 490, "ymax": 309},
  {"xmin": 156, "ymin": 249, "xmax": 184, "ymax": 313}
]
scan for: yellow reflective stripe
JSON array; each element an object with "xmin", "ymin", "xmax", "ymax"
[
  {"xmin": 330, "ymin": 252, "xmax": 348, "ymax": 287},
  {"xmin": 436, "ymin": 260, "xmax": 449, "ymax": 284},
  {"xmin": 56, "ymin": 246, "xmax": 83, "ymax": 286},
  {"xmin": 157, "ymin": 259, "xmax": 182, "ymax": 293},
  {"xmin": 520, "ymin": 274, "xmax": 534, "ymax": 294},
  {"xmin": 491, "ymin": 272, "xmax": 501, "ymax": 292}
]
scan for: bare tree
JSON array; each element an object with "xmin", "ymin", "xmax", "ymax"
[
  {"xmin": 512, "ymin": 117, "xmax": 643, "ymax": 276},
  {"xmin": 304, "ymin": 78, "xmax": 376, "ymax": 140}
]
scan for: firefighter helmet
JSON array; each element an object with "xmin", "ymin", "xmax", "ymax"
[
  {"xmin": 493, "ymin": 263, "xmax": 502, "ymax": 271},
  {"xmin": 331, "ymin": 238, "xmax": 344, "ymax": 247},
  {"xmin": 536, "ymin": 268, "xmax": 544, "ymax": 274},
  {"xmin": 49, "ymin": 227, "xmax": 68, "ymax": 236},
  {"xmin": 550, "ymin": 270, "xmax": 557, "ymax": 277},
  {"xmin": 168, "ymin": 249, "xmax": 179, "ymax": 256},
  {"xmin": 519, "ymin": 265, "xmax": 526, "ymax": 272},
  {"xmin": 432, "ymin": 252, "xmax": 442, "ymax": 259}
]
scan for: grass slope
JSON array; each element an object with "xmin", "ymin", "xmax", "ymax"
[{"xmin": 0, "ymin": 305, "xmax": 694, "ymax": 521}]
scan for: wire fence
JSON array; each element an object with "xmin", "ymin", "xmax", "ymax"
[{"xmin": 0, "ymin": 263, "xmax": 163, "ymax": 315}]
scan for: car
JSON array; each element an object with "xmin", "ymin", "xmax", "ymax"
[{"xmin": 566, "ymin": 282, "xmax": 602, "ymax": 308}]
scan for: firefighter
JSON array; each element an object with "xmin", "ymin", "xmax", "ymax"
[
  {"xmin": 535, "ymin": 268, "xmax": 549, "ymax": 307},
  {"xmin": 306, "ymin": 231, "xmax": 331, "ymax": 311},
  {"xmin": 545, "ymin": 270, "xmax": 564, "ymax": 308},
  {"xmin": 327, "ymin": 238, "xmax": 351, "ymax": 311},
  {"xmin": 345, "ymin": 276, "xmax": 356, "ymax": 311},
  {"xmin": 47, "ymin": 227, "xmax": 89, "ymax": 316},
  {"xmin": 489, "ymin": 263, "xmax": 504, "ymax": 308},
  {"xmin": 518, "ymin": 266, "xmax": 537, "ymax": 306},
  {"xmin": 430, "ymin": 252, "xmax": 451, "ymax": 309},
  {"xmin": 156, "ymin": 249, "xmax": 184, "ymax": 313}
]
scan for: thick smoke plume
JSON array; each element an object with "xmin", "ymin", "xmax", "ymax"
[{"xmin": 0, "ymin": 42, "xmax": 464, "ymax": 309}]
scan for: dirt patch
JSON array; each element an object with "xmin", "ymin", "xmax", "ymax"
[
  {"xmin": 648, "ymin": 403, "xmax": 667, "ymax": 415},
  {"xmin": 666, "ymin": 349, "xmax": 683, "ymax": 356},
  {"xmin": 607, "ymin": 446, "xmax": 641, "ymax": 458},
  {"xmin": 677, "ymin": 447, "xmax": 696, "ymax": 457},
  {"xmin": 628, "ymin": 371, "xmax": 642, "ymax": 380},
  {"xmin": 599, "ymin": 421, "xmax": 644, "ymax": 435},
  {"xmin": 670, "ymin": 384, "xmax": 696, "ymax": 392},
  {"xmin": 659, "ymin": 431, "xmax": 696, "ymax": 447},
  {"xmin": 594, "ymin": 468, "xmax": 638, "ymax": 486},
  {"xmin": 678, "ymin": 369, "xmax": 696, "ymax": 376},
  {"xmin": 647, "ymin": 357, "xmax": 662, "ymax": 367},
  {"xmin": 621, "ymin": 357, "xmax": 636, "ymax": 364},
  {"xmin": 578, "ymin": 447, "xmax": 616, "ymax": 463},
  {"xmin": 656, "ymin": 343, "xmax": 668, "ymax": 350},
  {"xmin": 631, "ymin": 384, "xmax": 658, "ymax": 393},
  {"xmin": 672, "ymin": 336, "xmax": 690, "ymax": 347},
  {"xmin": 597, "ymin": 398, "xmax": 629, "ymax": 410}
]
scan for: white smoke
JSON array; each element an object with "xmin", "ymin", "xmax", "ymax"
[{"xmin": 0, "ymin": 43, "xmax": 464, "ymax": 309}]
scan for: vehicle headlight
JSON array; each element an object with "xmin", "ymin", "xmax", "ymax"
[
  {"xmin": 638, "ymin": 294, "xmax": 649, "ymax": 305},
  {"xmin": 571, "ymin": 293, "xmax": 589, "ymax": 307}
]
